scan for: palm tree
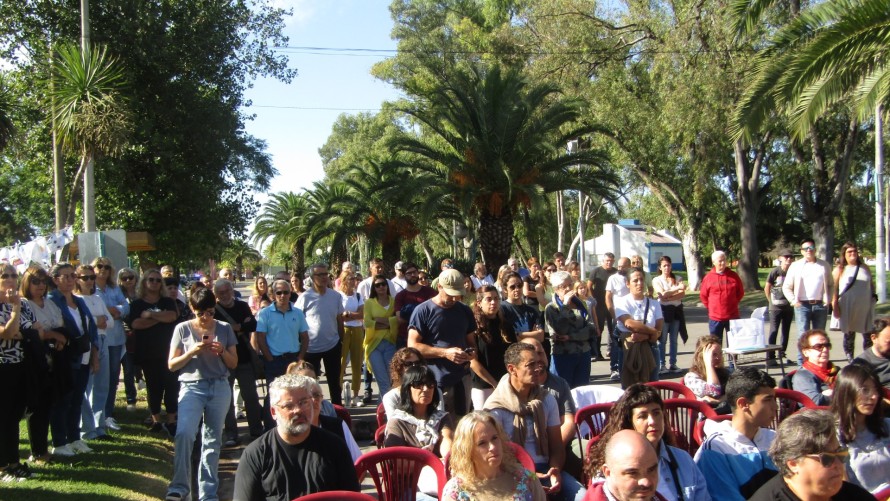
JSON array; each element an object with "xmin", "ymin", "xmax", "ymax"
[
  {"xmin": 395, "ymin": 63, "xmax": 619, "ymax": 268},
  {"xmin": 222, "ymin": 238, "xmax": 262, "ymax": 280},
  {"xmin": 47, "ymin": 43, "xmax": 131, "ymax": 229},
  {"xmin": 732, "ymin": 0, "xmax": 890, "ymax": 141},
  {"xmin": 252, "ymin": 191, "xmax": 312, "ymax": 275}
]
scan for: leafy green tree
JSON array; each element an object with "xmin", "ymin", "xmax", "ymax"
[{"xmin": 395, "ymin": 62, "xmax": 619, "ymax": 269}]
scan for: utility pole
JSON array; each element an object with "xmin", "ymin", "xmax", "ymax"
[
  {"xmin": 81, "ymin": 0, "xmax": 96, "ymax": 232},
  {"xmin": 876, "ymin": 103, "xmax": 886, "ymax": 302}
]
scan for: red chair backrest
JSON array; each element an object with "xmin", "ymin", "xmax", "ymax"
[
  {"xmin": 575, "ymin": 403, "xmax": 613, "ymax": 441},
  {"xmin": 294, "ymin": 491, "xmax": 377, "ymax": 501},
  {"xmin": 443, "ymin": 442, "xmax": 536, "ymax": 479},
  {"xmin": 663, "ymin": 399, "xmax": 717, "ymax": 456},
  {"xmin": 874, "ymin": 485, "xmax": 890, "ymax": 501},
  {"xmin": 374, "ymin": 424, "xmax": 386, "ymax": 449},
  {"xmin": 646, "ymin": 380, "xmax": 696, "ymax": 400},
  {"xmin": 354, "ymin": 446, "xmax": 447, "ymax": 501},
  {"xmin": 376, "ymin": 403, "xmax": 387, "ymax": 428},
  {"xmin": 773, "ymin": 388, "xmax": 816, "ymax": 430},
  {"xmin": 692, "ymin": 414, "xmax": 732, "ymax": 448},
  {"xmin": 333, "ymin": 404, "xmax": 353, "ymax": 430}
]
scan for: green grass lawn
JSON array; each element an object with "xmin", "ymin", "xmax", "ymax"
[{"xmin": 0, "ymin": 392, "xmax": 173, "ymax": 500}]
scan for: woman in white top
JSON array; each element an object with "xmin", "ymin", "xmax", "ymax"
[
  {"xmin": 336, "ymin": 270, "xmax": 364, "ymax": 407},
  {"xmin": 74, "ymin": 264, "xmax": 113, "ymax": 441},
  {"xmin": 614, "ymin": 267, "xmax": 663, "ymax": 388},
  {"xmin": 652, "ymin": 256, "xmax": 686, "ymax": 374}
]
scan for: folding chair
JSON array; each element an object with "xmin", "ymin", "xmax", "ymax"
[
  {"xmin": 646, "ymin": 380, "xmax": 696, "ymax": 400},
  {"xmin": 354, "ymin": 446, "xmax": 447, "ymax": 501},
  {"xmin": 663, "ymin": 398, "xmax": 717, "ymax": 456},
  {"xmin": 294, "ymin": 491, "xmax": 377, "ymax": 501},
  {"xmin": 333, "ymin": 403, "xmax": 352, "ymax": 430},
  {"xmin": 772, "ymin": 388, "xmax": 816, "ymax": 430},
  {"xmin": 875, "ymin": 485, "xmax": 890, "ymax": 501},
  {"xmin": 376, "ymin": 402, "xmax": 387, "ymax": 428},
  {"xmin": 693, "ymin": 414, "xmax": 732, "ymax": 448}
]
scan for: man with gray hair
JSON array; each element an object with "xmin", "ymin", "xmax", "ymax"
[
  {"xmin": 699, "ymin": 250, "xmax": 744, "ymax": 343},
  {"xmin": 255, "ymin": 279, "xmax": 309, "ymax": 429},
  {"xmin": 233, "ymin": 374, "xmax": 360, "ymax": 500},
  {"xmin": 296, "ymin": 263, "xmax": 346, "ymax": 405}
]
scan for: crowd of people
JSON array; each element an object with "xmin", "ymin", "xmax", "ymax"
[{"xmin": 1, "ymin": 241, "xmax": 889, "ymax": 501}]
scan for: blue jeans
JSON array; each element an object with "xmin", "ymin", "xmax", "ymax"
[
  {"xmin": 536, "ymin": 462, "xmax": 587, "ymax": 501},
  {"xmin": 50, "ymin": 363, "xmax": 90, "ymax": 446},
  {"xmin": 105, "ymin": 343, "xmax": 125, "ymax": 416},
  {"xmin": 551, "ymin": 351, "xmax": 592, "ymax": 389},
  {"xmin": 610, "ymin": 333, "xmax": 624, "ymax": 373},
  {"xmin": 649, "ymin": 343, "xmax": 661, "ymax": 382},
  {"xmin": 82, "ymin": 336, "xmax": 110, "ymax": 439},
  {"xmin": 659, "ymin": 319, "xmax": 680, "ymax": 367},
  {"xmin": 708, "ymin": 320, "xmax": 731, "ymax": 344},
  {"xmin": 168, "ymin": 377, "xmax": 231, "ymax": 500},
  {"xmin": 795, "ymin": 302, "xmax": 828, "ymax": 364},
  {"xmin": 367, "ymin": 339, "xmax": 396, "ymax": 398}
]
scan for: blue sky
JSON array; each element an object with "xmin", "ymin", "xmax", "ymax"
[{"xmin": 242, "ymin": 0, "xmax": 401, "ymax": 202}]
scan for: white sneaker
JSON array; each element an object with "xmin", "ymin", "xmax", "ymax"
[
  {"xmin": 106, "ymin": 417, "xmax": 121, "ymax": 431},
  {"xmin": 610, "ymin": 370, "xmax": 620, "ymax": 382},
  {"xmin": 52, "ymin": 444, "xmax": 76, "ymax": 457},
  {"xmin": 70, "ymin": 440, "xmax": 93, "ymax": 453}
]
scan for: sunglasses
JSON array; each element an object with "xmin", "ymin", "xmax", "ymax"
[
  {"xmin": 802, "ymin": 246, "xmax": 815, "ymax": 251},
  {"xmin": 1, "ymin": 273, "xmax": 18, "ymax": 280},
  {"xmin": 804, "ymin": 448, "xmax": 848, "ymax": 467},
  {"xmin": 30, "ymin": 278, "xmax": 47, "ymax": 286},
  {"xmin": 94, "ymin": 264, "xmax": 110, "ymax": 270},
  {"xmin": 120, "ymin": 275, "xmax": 135, "ymax": 281},
  {"xmin": 807, "ymin": 343, "xmax": 831, "ymax": 351},
  {"xmin": 410, "ymin": 381, "xmax": 436, "ymax": 390},
  {"xmin": 78, "ymin": 275, "xmax": 97, "ymax": 281},
  {"xmin": 273, "ymin": 290, "xmax": 290, "ymax": 296},
  {"xmin": 374, "ymin": 282, "xmax": 388, "ymax": 288},
  {"xmin": 197, "ymin": 309, "xmax": 215, "ymax": 318},
  {"xmin": 145, "ymin": 277, "xmax": 162, "ymax": 283},
  {"xmin": 507, "ymin": 284, "xmax": 522, "ymax": 290}
]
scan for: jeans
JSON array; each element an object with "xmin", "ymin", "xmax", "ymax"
[
  {"xmin": 649, "ymin": 343, "xmax": 661, "ymax": 382},
  {"xmin": 768, "ymin": 306, "xmax": 793, "ymax": 359},
  {"xmin": 50, "ymin": 363, "xmax": 90, "ymax": 447},
  {"xmin": 708, "ymin": 320, "xmax": 731, "ymax": 344},
  {"xmin": 122, "ymin": 351, "xmax": 139, "ymax": 405},
  {"xmin": 367, "ymin": 339, "xmax": 396, "ymax": 399},
  {"xmin": 305, "ymin": 342, "xmax": 343, "ymax": 406},
  {"xmin": 609, "ymin": 332, "xmax": 624, "ymax": 373},
  {"xmin": 551, "ymin": 351, "xmax": 592, "ymax": 389},
  {"xmin": 535, "ymin": 462, "xmax": 587, "ymax": 501},
  {"xmin": 340, "ymin": 326, "xmax": 364, "ymax": 390},
  {"xmin": 659, "ymin": 318, "xmax": 680, "ymax": 367},
  {"xmin": 224, "ymin": 364, "xmax": 263, "ymax": 439},
  {"xmin": 105, "ymin": 343, "xmax": 125, "ymax": 416},
  {"xmin": 167, "ymin": 377, "xmax": 231, "ymax": 501},
  {"xmin": 82, "ymin": 335, "xmax": 110, "ymax": 439},
  {"xmin": 795, "ymin": 302, "xmax": 828, "ymax": 364}
]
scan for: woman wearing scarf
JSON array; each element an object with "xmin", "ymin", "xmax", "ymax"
[
  {"xmin": 544, "ymin": 271, "xmax": 594, "ymax": 389},
  {"xmin": 791, "ymin": 329, "xmax": 837, "ymax": 405}
]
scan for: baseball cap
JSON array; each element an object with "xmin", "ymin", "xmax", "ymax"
[
  {"xmin": 778, "ymin": 249, "xmax": 793, "ymax": 258},
  {"xmin": 438, "ymin": 269, "xmax": 466, "ymax": 297},
  {"xmin": 394, "ymin": 261, "xmax": 405, "ymax": 271}
]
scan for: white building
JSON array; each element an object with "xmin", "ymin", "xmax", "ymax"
[{"xmin": 582, "ymin": 219, "xmax": 684, "ymax": 275}]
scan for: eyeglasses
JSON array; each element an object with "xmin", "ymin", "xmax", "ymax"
[
  {"xmin": 273, "ymin": 290, "xmax": 290, "ymax": 296},
  {"xmin": 411, "ymin": 381, "xmax": 436, "ymax": 390},
  {"xmin": 30, "ymin": 278, "xmax": 47, "ymax": 286},
  {"xmin": 374, "ymin": 282, "xmax": 388, "ymax": 288},
  {"xmin": 145, "ymin": 277, "xmax": 162, "ymax": 283},
  {"xmin": 120, "ymin": 275, "xmax": 135, "ymax": 281},
  {"xmin": 95, "ymin": 264, "xmax": 110, "ymax": 270},
  {"xmin": 802, "ymin": 246, "xmax": 815, "ymax": 251},
  {"xmin": 507, "ymin": 284, "xmax": 522, "ymax": 290},
  {"xmin": 804, "ymin": 448, "xmax": 849, "ymax": 467},
  {"xmin": 1, "ymin": 273, "xmax": 18, "ymax": 280},
  {"xmin": 807, "ymin": 343, "xmax": 831, "ymax": 351},
  {"xmin": 858, "ymin": 386, "xmax": 879, "ymax": 398},
  {"xmin": 546, "ymin": 268, "xmax": 557, "ymax": 272},
  {"xmin": 276, "ymin": 399, "xmax": 312, "ymax": 412},
  {"xmin": 312, "ymin": 273, "xmax": 327, "ymax": 277},
  {"xmin": 78, "ymin": 275, "xmax": 97, "ymax": 281},
  {"xmin": 311, "ymin": 392, "xmax": 323, "ymax": 400},
  {"xmin": 197, "ymin": 309, "xmax": 215, "ymax": 318}
]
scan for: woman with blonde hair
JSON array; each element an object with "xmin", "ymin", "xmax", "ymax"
[
  {"xmin": 337, "ymin": 270, "xmax": 364, "ymax": 406},
  {"xmin": 683, "ymin": 335, "xmax": 730, "ymax": 414},
  {"xmin": 248, "ymin": 275, "xmax": 270, "ymax": 315},
  {"xmin": 443, "ymin": 410, "xmax": 545, "ymax": 501}
]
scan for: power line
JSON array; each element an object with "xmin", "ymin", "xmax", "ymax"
[
  {"xmin": 249, "ymin": 105, "xmax": 382, "ymax": 111},
  {"xmin": 273, "ymin": 44, "xmax": 755, "ymax": 56}
]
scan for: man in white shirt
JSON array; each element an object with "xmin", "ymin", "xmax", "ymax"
[
  {"xmin": 470, "ymin": 262, "xmax": 494, "ymax": 290},
  {"xmin": 604, "ymin": 257, "xmax": 631, "ymax": 381},
  {"xmin": 357, "ymin": 257, "xmax": 396, "ymax": 300},
  {"xmin": 391, "ymin": 261, "xmax": 407, "ymax": 292},
  {"xmin": 781, "ymin": 238, "xmax": 833, "ymax": 365}
]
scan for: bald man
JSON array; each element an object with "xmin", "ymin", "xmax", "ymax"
[{"xmin": 587, "ymin": 430, "xmax": 666, "ymax": 501}]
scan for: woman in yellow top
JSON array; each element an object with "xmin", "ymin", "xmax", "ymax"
[{"xmin": 364, "ymin": 274, "xmax": 398, "ymax": 404}]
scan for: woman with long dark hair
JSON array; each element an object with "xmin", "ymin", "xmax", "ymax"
[
  {"xmin": 469, "ymin": 285, "xmax": 514, "ymax": 410},
  {"xmin": 831, "ymin": 242, "xmax": 876, "ymax": 362},
  {"xmin": 586, "ymin": 384, "xmax": 710, "ymax": 501},
  {"xmin": 830, "ymin": 362, "xmax": 890, "ymax": 494},
  {"xmin": 364, "ymin": 274, "xmax": 397, "ymax": 403},
  {"xmin": 653, "ymin": 256, "xmax": 686, "ymax": 374}
]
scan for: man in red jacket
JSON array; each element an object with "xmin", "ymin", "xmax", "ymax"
[{"xmin": 700, "ymin": 250, "xmax": 745, "ymax": 343}]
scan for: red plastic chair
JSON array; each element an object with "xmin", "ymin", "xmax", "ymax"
[
  {"xmin": 575, "ymin": 403, "xmax": 613, "ymax": 441},
  {"xmin": 443, "ymin": 442, "xmax": 535, "ymax": 479},
  {"xmin": 663, "ymin": 399, "xmax": 717, "ymax": 456},
  {"xmin": 374, "ymin": 424, "xmax": 386, "ymax": 449},
  {"xmin": 354, "ymin": 446, "xmax": 447, "ymax": 500},
  {"xmin": 875, "ymin": 485, "xmax": 890, "ymax": 501},
  {"xmin": 773, "ymin": 388, "xmax": 816, "ymax": 430},
  {"xmin": 333, "ymin": 403, "xmax": 353, "ymax": 430},
  {"xmin": 692, "ymin": 414, "xmax": 732, "ymax": 448},
  {"xmin": 294, "ymin": 491, "xmax": 377, "ymax": 501},
  {"xmin": 376, "ymin": 403, "xmax": 387, "ymax": 428},
  {"xmin": 647, "ymin": 380, "xmax": 696, "ymax": 400}
]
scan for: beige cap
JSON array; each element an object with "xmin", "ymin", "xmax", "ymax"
[{"xmin": 438, "ymin": 269, "xmax": 466, "ymax": 297}]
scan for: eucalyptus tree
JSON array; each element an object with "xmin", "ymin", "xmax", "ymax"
[{"xmin": 395, "ymin": 62, "xmax": 619, "ymax": 269}]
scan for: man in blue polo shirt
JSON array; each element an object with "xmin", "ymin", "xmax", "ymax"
[{"xmin": 255, "ymin": 279, "xmax": 309, "ymax": 429}]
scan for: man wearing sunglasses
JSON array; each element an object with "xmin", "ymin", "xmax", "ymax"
[
  {"xmin": 782, "ymin": 238, "xmax": 833, "ymax": 365},
  {"xmin": 255, "ymin": 279, "xmax": 309, "ymax": 430},
  {"xmin": 750, "ymin": 409, "xmax": 873, "ymax": 500}
]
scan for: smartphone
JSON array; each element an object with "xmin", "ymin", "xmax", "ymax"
[
  {"xmin": 202, "ymin": 335, "xmax": 210, "ymax": 343},
  {"xmin": 464, "ymin": 347, "xmax": 476, "ymax": 354}
]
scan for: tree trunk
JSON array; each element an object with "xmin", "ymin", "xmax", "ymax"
[
  {"xmin": 681, "ymin": 227, "xmax": 705, "ymax": 291},
  {"xmin": 556, "ymin": 191, "xmax": 565, "ymax": 253},
  {"xmin": 735, "ymin": 137, "xmax": 768, "ymax": 291},
  {"xmin": 811, "ymin": 218, "xmax": 834, "ymax": 265},
  {"xmin": 478, "ymin": 210, "xmax": 514, "ymax": 272},
  {"xmin": 418, "ymin": 235, "xmax": 435, "ymax": 270},
  {"xmin": 291, "ymin": 238, "xmax": 306, "ymax": 278},
  {"xmin": 381, "ymin": 239, "xmax": 401, "ymax": 276}
]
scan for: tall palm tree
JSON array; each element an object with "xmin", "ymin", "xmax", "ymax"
[
  {"xmin": 47, "ymin": 43, "xmax": 131, "ymax": 228},
  {"xmin": 222, "ymin": 238, "xmax": 262, "ymax": 280},
  {"xmin": 251, "ymin": 191, "xmax": 312, "ymax": 275},
  {"xmin": 395, "ymin": 63, "xmax": 619, "ymax": 268},
  {"xmin": 732, "ymin": 0, "xmax": 890, "ymax": 141}
]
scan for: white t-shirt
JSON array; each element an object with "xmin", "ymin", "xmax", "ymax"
[
  {"xmin": 606, "ymin": 273, "xmax": 629, "ymax": 298},
  {"xmin": 800, "ymin": 261, "xmax": 826, "ymax": 301},
  {"xmin": 339, "ymin": 291, "xmax": 364, "ymax": 328},
  {"xmin": 614, "ymin": 295, "xmax": 663, "ymax": 333}
]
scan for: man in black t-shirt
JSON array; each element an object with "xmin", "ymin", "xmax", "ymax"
[
  {"xmin": 764, "ymin": 250, "xmax": 794, "ymax": 364},
  {"xmin": 233, "ymin": 374, "xmax": 359, "ymax": 501},
  {"xmin": 587, "ymin": 252, "xmax": 617, "ymax": 361}
]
